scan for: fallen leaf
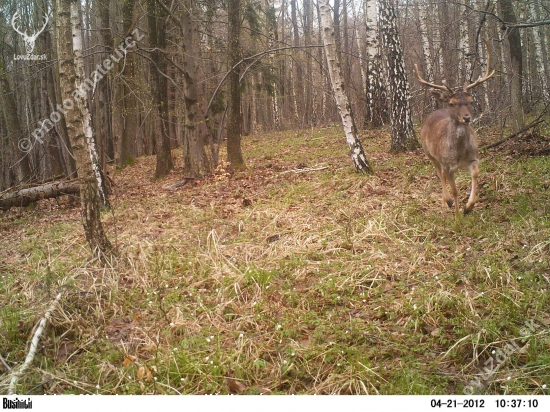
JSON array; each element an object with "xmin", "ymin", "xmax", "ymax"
[
  {"xmin": 122, "ymin": 355, "xmax": 136, "ymax": 367},
  {"xmin": 137, "ymin": 365, "xmax": 153, "ymax": 381},
  {"xmin": 137, "ymin": 366, "xmax": 145, "ymax": 380},
  {"xmin": 226, "ymin": 377, "xmax": 247, "ymax": 394}
]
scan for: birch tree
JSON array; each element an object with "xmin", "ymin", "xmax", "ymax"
[
  {"xmin": 378, "ymin": 0, "xmax": 418, "ymax": 152},
  {"xmin": 318, "ymin": 0, "xmax": 371, "ymax": 174},
  {"xmin": 364, "ymin": 0, "xmax": 388, "ymax": 127},
  {"xmin": 56, "ymin": 0, "xmax": 112, "ymax": 256},
  {"xmin": 530, "ymin": 2, "xmax": 550, "ymax": 102}
]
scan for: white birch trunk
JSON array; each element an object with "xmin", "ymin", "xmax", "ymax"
[
  {"xmin": 417, "ymin": 1, "xmax": 433, "ymax": 80},
  {"xmin": 458, "ymin": 5, "xmax": 472, "ymax": 80},
  {"xmin": 56, "ymin": 0, "xmax": 112, "ymax": 255},
  {"xmin": 318, "ymin": 0, "xmax": 371, "ymax": 173},
  {"xmin": 70, "ymin": 1, "xmax": 107, "ymax": 207},
  {"xmin": 379, "ymin": 0, "xmax": 418, "ymax": 151},
  {"xmin": 365, "ymin": 0, "xmax": 377, "ymax": 121},
  {"xmin": 530, "ymin": 3, "xmax": 549, "ymax": 101},
  {"xmin": 351, "ymin": 0, "xmax": 367, "ymax": 97}
]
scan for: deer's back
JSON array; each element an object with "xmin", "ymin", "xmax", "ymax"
[{"xmin": 420, "ymin": 109, "xmax": 478, "ymax": 172}]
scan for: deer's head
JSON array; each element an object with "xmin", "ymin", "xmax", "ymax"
[
  {"xmin": 414, "ymin": 39, "xmax": 495, "ymax": 125},
  {"xmin": 432, "ymin": 88, "xmax": 474, "ymax": 124}
]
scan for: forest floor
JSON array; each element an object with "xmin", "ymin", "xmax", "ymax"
[{"xmin": 1, "ymin": 125, "xmax": 550, "ymax": 395}]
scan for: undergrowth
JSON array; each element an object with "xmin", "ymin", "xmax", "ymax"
[{"xmin": 0, "ymin": 126, "xmax": 549, "ymax": 395}]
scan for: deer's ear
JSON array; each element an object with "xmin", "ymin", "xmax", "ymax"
[{"xmin": 432, "ymin": 90, "xmax": 451, "ymax": 101}]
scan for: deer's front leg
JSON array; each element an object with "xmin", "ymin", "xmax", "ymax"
[
  {"xmin": 465, "ymin": 161, "xmax": 479, "ymax": 214},
  {"xmin": 444, "ymin": 169, "xmax": 459, "ymax": 220},
  {"xmin": 432, "ymin": 159, "xmax": 453, "ymax": 208}
]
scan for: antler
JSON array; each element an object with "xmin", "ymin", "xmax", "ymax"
[
  {"xmin": 414, "ymin": 64, "xmax": 453, "ymax": 93},
  {"xmin": 464, "ymin": 38, "xmax": 495, "ymax": 91},
  {"xmin": 32, "ymin": 13, "xmax": 49, "ymax": 39},
  {"xmin": 11, "ymin": 12, "xmax": 28, "ymax": 37}
]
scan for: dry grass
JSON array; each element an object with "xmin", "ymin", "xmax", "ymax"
[{"xmin": 1, "ymin": 125, "xmax": 549, "ymax": 395}]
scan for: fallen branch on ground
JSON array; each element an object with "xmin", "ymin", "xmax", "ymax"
[
  {"xmin": 0, "ymin": 181, "xmax": 79, "ymax": 211},
  {"xmin": 8, "ymin": 293, "xmax": 62, "ymax": 395},
  {"xmin": 483, "ymin": 105, "xmax": 548, "ymax": 150},
  {"xmin": 164, "ymin": 178, "xmax": 194, "ymax": 190}
]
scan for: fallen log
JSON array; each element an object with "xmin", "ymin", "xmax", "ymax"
[{"xmin": 0, "ymin": 181, "xmax": 80, "ymax": 211}]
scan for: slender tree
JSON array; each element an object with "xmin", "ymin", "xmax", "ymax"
[
  {"xmin": 117, "ymin": 0, "xmax": 139, "ymax": 168},
  {"xmin": 147, "ymin": 0, "xmax": 173, "ymax": 178},
  {"xmin": 318, "ymin": 0, "xmax": 371, "ymax": 174},
  {"xmin": 227, "ymin": 0, "xmax": 245, "ymax": 170},
  {"xmin": 378, "ymin": 0, "xmax": 418, "ymax": 151},
  {"xmin": 499, "ymin": 0, "xmax": 525, "ymax": 133},
  {"xmin": 56, "ymin": 0, "xmax": 112, "ymax": 256},
  {"xmin": 0, "ymin": 60, "xmax": 32, "ymax": 184},
  {"xmin": 364, "ymin": 0, "xmax": 389, "ymax": 127}
]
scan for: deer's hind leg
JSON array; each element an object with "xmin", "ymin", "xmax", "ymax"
[{"xmin": 464, "ymin": 160, "xmax": 479, "ymax": 214}]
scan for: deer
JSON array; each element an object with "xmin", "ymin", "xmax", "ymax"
[
  {"xmin": 11, "ymin": 12, "xmax": 49, "ymax": 55},
  {"xmin": 414, "ymin": 42, "xmax": 495, "ymax": 220}
]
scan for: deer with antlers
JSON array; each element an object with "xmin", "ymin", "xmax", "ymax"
[
  {"xmin": 414, "ymin": 41, "xmax": 495, "ymax": 220},
  {"xmin": 11, "ymin": 12, "xmax": 49, "ymax": 55}
]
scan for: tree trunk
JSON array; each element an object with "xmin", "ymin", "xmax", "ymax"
[
  {"xmin": 318, "ymin": 0, "xmax": 372, "ymax": 174},
  {"xmin": 0, "ymin": 181, "xmax": 80, "ymax": 211},
  {"xmin": 118, "ymin": 0, "xmax": 139, "ymax": 168},
  {"xmin": 181, "ymin": 1, "xmax": 212, "ymax": 178},
  {"xmin": 0, "ymin": 61, "xmax": 32, "ymax": 184},
  {"xmin": 56, "ymin": 0, "xmax": 112, "ymax": 256},
  {"xmin": 227, "ymin": 0, "xmax": 245, "ymax": 170},
  {"xmin": 499, "ymin": 0, "xmax": 524, "ymax": 132},
  {"xmin": 379, "ymin": 0, "xmax": 418, "ymax": 152},
  {"xmin": 96, "ymin": 0, "xmax": 114, "ymax": 171},
  {"xmin": 530, "ymin": 2, "xmax": 549, "ymax": 102},
  {"xmin": 364, "ymin": 0, "xmax": 388, "ymax": 127},
  {"xmin": 147, "ymin": 0, "xmax": 173, "ymax": 178}
]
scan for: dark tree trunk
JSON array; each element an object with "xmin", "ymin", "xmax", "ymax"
[
  {"xmin": 0, "ymin": 61, "xmax": 32, "ymax": 184},
  {"xmin": 181, "ymin": 1, "xmax": 211, "ymax": 178},
  {"xmin": 227, "ymin": 0, "xmax": 245, "ymax": 170},
  {"xmin": 147, "ymin": 0, "xmax": 173, "ymax": 178},
  {"xmin": 499, "ymin": 0, "xmax": 525, "ymax": 132},
  {"xmin": 118, "ymin": 0, "xmax": 139, "ymax": 168}
]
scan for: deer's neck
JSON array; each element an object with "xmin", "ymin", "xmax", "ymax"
[{"xmin": 454, "ymin": 123, "xmax": 470, "ymax": 140}]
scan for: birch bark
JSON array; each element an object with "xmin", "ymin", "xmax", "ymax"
[{"xmin": 319, "ymin": 0, "xmax": 371, "ymax": 174}]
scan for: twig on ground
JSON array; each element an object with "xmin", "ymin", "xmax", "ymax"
[
  {"xmin": 8, "ymin": 293, "xmax": 62, "ymax": 395},
  {"xmin": 0, "ymin": 353, "xmax": 12, "ymax": 371},
  {"xmin": 281, "ymin": 165, "xmax": 329, "ymax": 174}
]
